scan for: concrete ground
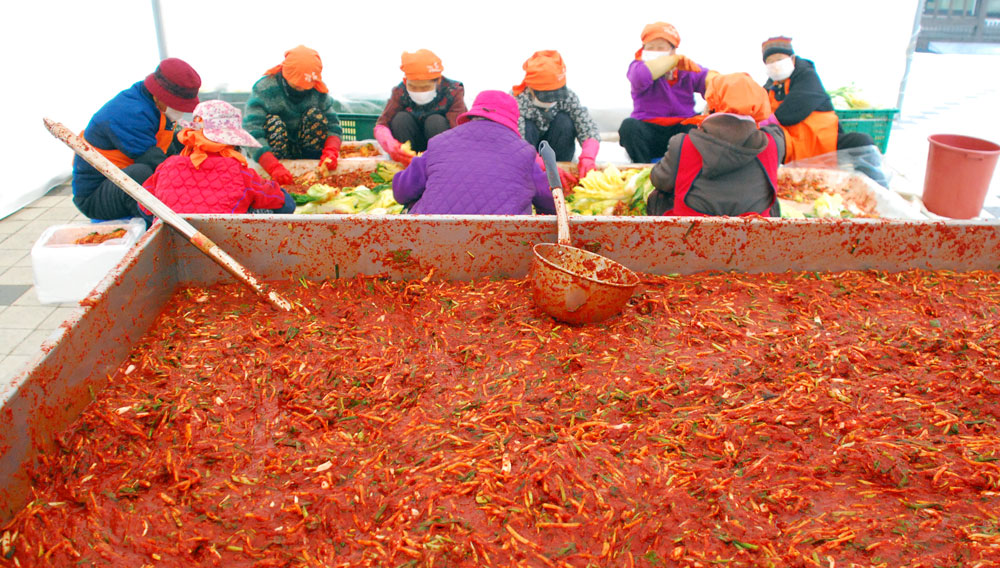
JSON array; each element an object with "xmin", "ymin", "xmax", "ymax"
[{"xmin": 1, "ymin": 52, "xmax": 998, "ymax": 384}]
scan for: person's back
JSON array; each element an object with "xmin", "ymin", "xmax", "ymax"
[
  {"xmin": 417, "ymin": 120, "xmax": 539, "ymax": 215},
  {"xmin": 142, "ymin": 100, "xmax": 293, "ymax": 219},
  {"xmin": 145, "ymin": 154, "xmax": 287, "ymax": 214},
  {"xmin": 391, "ymin": 90, "xmax": 555, "ymax": 216},
  {"xmin": 647, "ymin": 73, "xmax": 782, "ymax": 217},
  {"xmin": 649, "ymin": 116, "xmax": 782, "ymax": 216}
]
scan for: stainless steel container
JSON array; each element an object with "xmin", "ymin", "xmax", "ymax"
[{"xmin": 2, "ymin": 215, "xmax": 999, "ymax": 521}]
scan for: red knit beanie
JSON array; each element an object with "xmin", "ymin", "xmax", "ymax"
[{"xmin": 144, "ymin": 58, "xmax": 201, "ymax": 112}]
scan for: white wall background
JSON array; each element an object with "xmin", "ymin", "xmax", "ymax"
[{"xmin": 2, "ymin": 0, "xmax": 920, "ymax": 218}]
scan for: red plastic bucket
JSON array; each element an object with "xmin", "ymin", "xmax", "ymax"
[{"xmin": 922, "ymin": 134, "xmax": 1000, "ymax": 219}]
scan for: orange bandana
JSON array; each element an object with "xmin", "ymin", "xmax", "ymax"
[
  {"xmin": 400, "ymin": 49, "xmax": 443, "ymax": 81},
  {"xmin": 265, "ymin": 45, "xmax": 328, "ymax": 93},
  {"xmin": 512, "ymin": 50, "xmax": 567, "ymax": 96},
  {"xmin": 705, "ymin": 73, "xmax": 771, "ymax": 123},
  {"xmin": 641, "ymin": 22, "xmax": 680, "ymax": 48},
  {"xmin": 178, "ymin": 129, "xmax": 248, "ymax": 169}
]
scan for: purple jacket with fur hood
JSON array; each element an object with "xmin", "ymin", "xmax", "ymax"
[{"xmin": 392, "ymin": 119, "xmax": 556, "ymax": 215}]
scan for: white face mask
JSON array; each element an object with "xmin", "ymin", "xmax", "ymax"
[
  {"xmin": 641, "ymin": 50, "xmax": 672, "ymax": 62},
  {"xmin": 765, "ymin": 57, "xmax": 795, "ymax": 82},
  {"xmin": 164, "ymin": 107, "xmax": 185, "ymax": 122},
  {"xmin": 407, "ymin": 88, "xmax": 437, "ymax": 106},
  {"xmin": 532, "ymin": 96, "xmax": 557, "ymax": 110}
]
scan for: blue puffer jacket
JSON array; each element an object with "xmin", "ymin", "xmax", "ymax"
[
  {"xmin": 72, "ymin": 82, "xmax": 166, "ymax": 200},
  {"xmin": 392, "ymin": 119, "xmax": 555, "ymax": 215}
]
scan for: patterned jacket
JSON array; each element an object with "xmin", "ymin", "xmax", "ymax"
[
  {"xmin": 142, "ymin": 154, "xmax": 294, "ymax": 214},
  {"xmin": 376, "ymin": 77, "xmax": 467, "ymax": 128},
  {"xmin": 391, "ymin": 120, "xmax": 556, "ymax": 215},
  {"xmin": 515, "ymin": 89, "xmax": 600, "ymax": 143},
  {"xmin": 243, "ymin": 74, "xmax": 343, "ymax": 161}
]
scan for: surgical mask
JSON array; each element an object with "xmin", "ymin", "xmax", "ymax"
[
  {"xmin": 765, "ymin": 58, "xmax": 795, "ymax": 82},
  {"xmin": 164, "ymin": 107, "xmax": 185, "ymax": 122},
  {"xmin": 532, "ymin": 96, "xmax": 557, "ymax": 110},
  {"xmin": 407, "ymin": 88, "xmax": 436, "ymax": 106},
  {"xmin": 641, "ymin": 50, "xmax": 672, "ymax": 62}
]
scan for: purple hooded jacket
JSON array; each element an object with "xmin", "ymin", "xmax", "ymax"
[
  {"xmin": 627, "ymin": 59, "xmax": 710, "ymax": 120},
  {"xmin": 392, "ymin": 119, "xmax": 556, "ymax": 215}
]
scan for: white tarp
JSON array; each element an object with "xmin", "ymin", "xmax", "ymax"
[{"xmin": 3, "ymin": 0, "xmax": 919, "ymax": 219}]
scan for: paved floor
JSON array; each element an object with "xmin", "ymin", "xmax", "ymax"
[
  {"xmin": 0, "ymin": 182, "xmax": 83, "ymax": 382},
  {"xmin": 1, "ymin": 53, "xmax": 999, "ymax": 385}
]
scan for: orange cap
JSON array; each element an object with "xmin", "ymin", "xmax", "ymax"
[
  {"xmin": 705, "ymin": 73, "xmax": 772, "ymax": 123},
  {"xmin": 512, "ymin": 50, "xmax": 567, "ymax": 96},
  {"xmin": 641, "ymin": 22, "xmax": 680, "ymax": 48},
  {"xmin": 401, "ymin": 49, "xmax": 443, "ymax": 81},
  {"xmin": 265, "ymin": 45, "xmax": 328, "ymax": 93}
]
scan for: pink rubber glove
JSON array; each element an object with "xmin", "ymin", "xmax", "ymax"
[
  {"xmin": 375, "ymin": 125, "xmax": 412, "ymax": 165},
  {"xmin": 258, "ymin": 152, "xmax": 294, "ymax": 186},
  {"xmin": 578, "ymin": 138, "xmax": 600, "ymax": 179},
  {"xmin": 758, "ymin": 113, "xmax": 779, "ymax": 128}
]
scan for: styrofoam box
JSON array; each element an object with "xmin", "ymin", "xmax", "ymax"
[{"xmin": 31, "ymin": 219, "xmax": 146, "ymax": 304}]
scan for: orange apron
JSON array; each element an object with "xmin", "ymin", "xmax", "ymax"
[
  {"xmin": 769, "ymin": 80, "xmax": 838, "ymax": 163},
  {"xmin": 81, "ymin": 112, "xmax": 174, "ymax": 170}
]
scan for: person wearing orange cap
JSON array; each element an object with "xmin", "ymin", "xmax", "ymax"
[
  {"xmin": 647, "ymin": 73, "xmax": 784, "ymax": 217},
  {"xmin": 619, "ymin": 22, "xmax": 717, "ymax": 164},
  {"xmin": 243, "ymin": 46, "xmax": 343, "ymax": 186},
  {"xmin": 760, "ymin": 37, "xmax": 887, "ymax": 185},
  {"xmin": 512, "ymin": 50, "xmax": 601, "ymax": 178},
  {"xmin": 375, "ymin": 49, "xmax": 467, "ymax": 165}
]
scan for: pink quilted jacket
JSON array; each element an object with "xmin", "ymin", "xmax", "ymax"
[{"xmin": 142, "ymin": 154, "xmax": 289, "ymax": 214}]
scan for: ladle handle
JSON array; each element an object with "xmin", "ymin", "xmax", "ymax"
[{"xmin": 538, "ymin": 141, "xmax": 571, "ymax": 246}]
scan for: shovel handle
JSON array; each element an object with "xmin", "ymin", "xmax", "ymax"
[
  {"xmin": 43, "ymin": 118, "xmax": 293, "ymax": 312},
  {"xmin": 538, "ymin": 141, "xmax": 571, "ymax": 246}
]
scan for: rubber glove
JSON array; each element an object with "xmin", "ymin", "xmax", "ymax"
[
  {"xmin": 758, "ymin": 114, "xmax": 779, "ymax": 128},
  {"xmin": 558, "ymin": 167, "xmax": 578, "ymax": 191},
  {"xmin": 258, "ymin": 152, "xmax": 294, "ymax": 186},
  {"xmin": 674, "ymin": 55, "xmax": 702, "ymax": 73},
  {"xmin": 534, "ymin": 154, "xmax": 577, "ymax": 189},
  {"xmin": 375, "ymin": 125, "xmax": 412, "ymax": 165},
  {"xmin": 645, "ymin": 54, "xmax": 679, "ymax": 80},
  {"xmin": 320, "ymin": 136, "xmax": 341, "ymax": 171},
  {"xmin": 578, "ymin": 138, "xmax": 600, "ymax": 179}
]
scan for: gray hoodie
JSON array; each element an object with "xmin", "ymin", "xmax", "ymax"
[{"xmin": 647, "ymin": 115, "xmax": 785, "ymax": 216}]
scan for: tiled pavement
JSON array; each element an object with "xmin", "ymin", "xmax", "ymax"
[{"xmin": 0, "ymin": 182, "xmax": 83, "ymax": 383}]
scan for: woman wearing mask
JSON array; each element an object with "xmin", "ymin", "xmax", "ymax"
[
  {"xmin": 619, "ymin": 22, "xmax": 717, "ymax": 164},
  {"xmin": 243, "ymin": 45, "xmax": 344, "ymax": 186},
  {"xmin": 72, "ymin": 58, "xmax": 201, "ymax": 220},
  {"xmin": 512, "ymin": 50, "xmax": 601, "ymax": 178},
  {"xmin": 761, "ymin": 36, "xmax": 876, "ymax": 163},
  {"xmin": 375, "ymin": 49, "xmax": 468, "ymax": 165}
]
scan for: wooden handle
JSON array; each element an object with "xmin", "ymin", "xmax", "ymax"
[
  {"xmin": 43, "ymin": 118, "xmax": 293, "ymax": 312},
  {"xmin": 551, "ymin": 186, "xmax": 571, "ymax": 246}
]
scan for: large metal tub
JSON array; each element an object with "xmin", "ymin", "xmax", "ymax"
[{"xmin": 2, "ymin": 215, "xmax": 1000, "ymax": 522}]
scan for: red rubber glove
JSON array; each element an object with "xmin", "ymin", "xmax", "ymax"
[
  {"xmin": 577, "ymin": 138, "xmax": 600, "ymax": 179},
  {"xmin": 258, "ymin": 152, "xmax": 294, "ymax": 186},
  {"xmin": 375, "ymin": 125, "xmax": 412, "ymax": 165},
  {"xmin": 558, "ymin": 167, "xmax": 578, "ymax": 191},
  {"xmin": 320, "ymin": 136, "xmax": 341, "ymax": 171},
  {"xmin": 535, "ymin": 154, "xmax": 578, "ymax": 190}
]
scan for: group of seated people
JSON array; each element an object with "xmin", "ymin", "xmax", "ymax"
[{"xmin": 70, "ymin": 22, "xmax": 881, "ymax": 223}]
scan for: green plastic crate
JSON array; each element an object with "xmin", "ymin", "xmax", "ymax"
[
  {"xmin": 339, "ymin": 113, "xmax": 379, "ymax": 141},
  {"xmin": 835, "ymin": 108, "xmax": 899, "ymax": 154}
]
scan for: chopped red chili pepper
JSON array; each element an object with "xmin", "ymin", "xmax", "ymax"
[
  {"xmin": 3, "ymin": 269, "xmax": 999, "ymax": 566},
  {"xmin": 72, "ymin": 228, "xmax": 127, "ymax": 245}
]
